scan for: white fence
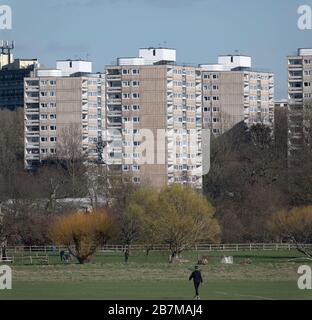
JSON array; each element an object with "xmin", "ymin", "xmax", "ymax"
[{"xmin": 4, "ymin": 243, "xmax": 312, "ymax": 253}]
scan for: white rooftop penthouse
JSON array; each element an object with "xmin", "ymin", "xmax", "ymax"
[
  {"xmin": 117, "ymin": 47, "xmax": 177, "ymax": 66},
  {"xmin": 200, "ymin": 54, "xmax": 252, "ymax": 71},
  {"xmin": 56, "ymin": 59, "xmax": 92, "ymax": 76}
]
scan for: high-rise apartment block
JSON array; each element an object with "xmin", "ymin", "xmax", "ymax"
[
  {"xmin": 105, "ymin": 48, "xmax": 203, "ymax": 188},
  {"xmin": 24, "ymin": 60, "xmax": 105, "ymax": 169},
  {"xmin": 288, "ymin": 48, "xmax": 312, "ymax": 155},
  {"xmin": 24, "ymin": 47, "xmax": 276, "ymax": 190},
  {"xmin": 201, "ymin": 55, "xmax": 274, "ymax": 135}
]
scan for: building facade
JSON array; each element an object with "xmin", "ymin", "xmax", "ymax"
[
  {"xmin": 24, "ymin": 60, "xmax": 105, "ymax": 169},
  {"xmin": 23, "ymin": 49, "xmax": 276, "ymax": 190},
  {"xmin": 201, "ymin": 55, "xmax": 274, "ymax": 135},
  {"xmin": 288, "ymin": 48, "xmax": 312, "ymax": 155},
  {"xmin": 105, "ymin": 48, "xmax": 203, "ymax": 189},
  {"xmin": 0, "ymin": 58, "xmax": 39, "ymax": 110}
]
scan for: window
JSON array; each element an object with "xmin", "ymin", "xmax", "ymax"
[
  {"xmin": 133, "ymin": 141, "xmax": 141, "ymax": 146},
  {"xmin": 40, "ymin": 92, "xmax": 48, "ymax": 97},
  {"xmin": 50, "ymin": 125, "xmax": 56, "ymax": 131},
  {"xmin": 50, "ymin": 80, "xmax": 56, "ymax": 86},
  {"xmin": 124, "ymin": 141, "xmax": 132, "ymax": 147},
  {"xmin": 40, "ymin": 114, "xmax": 48, "ymax": 120},
  {"xmin": 132, "ymin": 165, "xmax": 141, "ymax": 171},
  {"xmin": 41, "ymin": 126, "xmax": 48, "ymax": 131},
  {"xmin": 133, "ymin": 177, "xmax": 141, "ymax": 183},
  {"xmin": 50, "ymin": 114, "xmax": 57, "ymax": 119},
  {"xmin": 50, "ymin": 91, "xmax": 56, "ymax": 97},
  {"xmin": 133, "ymin": 117, "xmax": 140, "ymax": 123},
  {"xmin": 122, "ymin": 69, "xmax": 130, "ymax": 75},
  {"xmin": 41, "ymin": 149, "xmax": 48, "ymax": 154},
  {"xmin": 132, "ymin": 69, "xmax": 140, "ymax": 75},
  {"xmin": 132, "ymin": 81, "xmax": 140, "ymax": 87},
  {"xmin": 123, "ymin": 117, "xmax": 130, "ymax": 123},
  {"xmin": 123, "ymin": 105, "xmax": 130, "ymax": 111},
  {"xmin": 50, "ymin": 148, "xmax": 56, "ymax": 154},
  {"xmin": 123, "ymin": 165, "xmax": 130, "ymax": 171},
  {"xmin": 41, "ymin": 137, "xmax": 48, "ymax": 142},
  {"xmin": 50, "ymin": 137, "xmax": 57, "ymax": 142},
  {"xmin": 122, "ymin": 81, "xmax": 130, "ymax": 87},
  {"xmin": 122, "ymin": 93, "xmax": 130, "ymax": 99},
  {"xmin": 132, "ymin": 105, "xmax": 140, "ymax": 111},
  {"xmin": 132, "ymin": 93, "xmax": 140, "ymax": 99}
]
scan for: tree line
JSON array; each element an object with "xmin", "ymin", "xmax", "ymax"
[{"xmin": 0, "ymin": 107, "xmax": 312, "ymax": 262}]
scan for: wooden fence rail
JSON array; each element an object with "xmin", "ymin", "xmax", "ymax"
[{"xmin": 4, "ymin": 243, "xmax": 312, "ymax": 253}]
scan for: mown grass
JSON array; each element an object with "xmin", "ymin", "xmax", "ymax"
[{"xmin": 0, "ymin": 250, "xmax": 311, "ymax": 300}]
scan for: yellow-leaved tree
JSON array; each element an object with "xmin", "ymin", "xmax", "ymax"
[
  {"xmin": 49, "ymin": 209, "xmax": 116, "ymax": 264},
  {"xmin": 267, "ymin": 206, "xmax": 312, "ymax": 258}
]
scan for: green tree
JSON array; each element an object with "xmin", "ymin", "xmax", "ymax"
[{"xmin": 125, "ymin": 185, "xmax": 221, "ymax": 256}]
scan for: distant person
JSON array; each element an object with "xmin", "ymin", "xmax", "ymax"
[
  {"xmin": 60, "ymin": 250, "xmax": 65, "ymax": 262},
  {"xmin": 169, "ymin": 251, "xmax": 178, "ymax": 263},
  {"xmin": 189, "ymin": 266, "xmax": 203, "ymax": 299},
  {"xmin": 124, "ymin": 248, "xmax": 129, "ymax": 265}
]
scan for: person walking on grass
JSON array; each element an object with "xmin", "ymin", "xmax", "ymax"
[
  {"xmin": 124, "ymin": 248, "xmax": 129, "ymax": 265},
  {"xmin": 189, "ymin": 266, "xmax": 203, "ymax": 300}
]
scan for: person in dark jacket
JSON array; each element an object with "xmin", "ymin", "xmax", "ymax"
[
  {"xmin": 189, "ymin": 266, "xmax": 203, "ymax": 299},
  {"xmin": 124, "ymin": 249, "xmax": 129, "ymax": 265}
]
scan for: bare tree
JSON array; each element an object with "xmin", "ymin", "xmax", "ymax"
[
  {"xmin": 0, "ymin": 108, "xmax": 24, "ymax": 200},
  {"xmin": 56, "ymin": 124, "xmax": 87, "ymax": 196}
]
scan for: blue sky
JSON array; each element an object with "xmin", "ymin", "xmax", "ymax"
[{"xmin": 1, "ymin": 0, "xmax": 311, "ymax": 98}]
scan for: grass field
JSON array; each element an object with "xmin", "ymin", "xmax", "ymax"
[{"xmin": 0, "ymin": 250, "xmax": 312, "ymax": 300}]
